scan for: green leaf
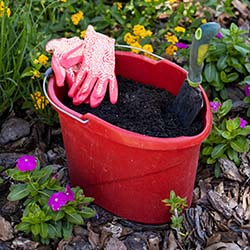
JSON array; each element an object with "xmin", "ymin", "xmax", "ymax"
[
  {"xmin": 245, "ymin": 63, "xmax": 250, "ymax": 73},
  {"xmin": 207, "ymin": 157, "xmax": 217, "ymax": 164},
  {"xmin": 230, "ymin": 137, "xmax": 249, "ymax": 153},
  {"xmin": 220, "ymin": 71, "xmax": 239, "ymax": 83},
  {"xmin": 204, "ymin": 63, "xmax": 216, "ymax": 83},
  {"xmin": 202, "ymin": 146, "xmax": 213, "ymax": 155},
  {"xmin": 48, "ymin": 223, "xmax": 61, "ymax": 238},
  {"xmin": 211, "ymin": 144, "xmax": 227, "ymax": 159},
  {"xmin": 40, "ymin": 223, "xmax": 49, "ymax": 239},
  {"xmin": 31, "ymin": 224, "xmax": 40, "ymax": 236},
  {"xmin": 7, "ymin": 183, "xmax": 30, "ymax": 201},
  {"xmin": 221, "ymin": 131, "xmax": 233, "ymax": 140},
  {"xmin": 53, "ymin": 210, "xmax": 65, "ymax": 221},
  {"xmin": 81, "ymin": 207, "xmax": 96, "ymax": 218},
  {"xmin": 16, "ymin": 222, "xmax": 30, "ymax": 233},
  {"xmin": 62, "ymin": 221, "xmax": 73, "ymax": 240},
  {"xmin": 226, "ymin": 118, "xmax": 240, "ymax": 132},
  {"xmin": 234, "ymin": 45, "xmax": 250, "ymax": 56},
  {"xmin": 218, "ymin": 99, "xmax": 232, "ymax": 118},
  {"xmin": 227, "ymin": 148, "xmax": 238, "ymax": 162},
  {"xmin": 217, "ymin": 55, "xmax": 228, "ymax": 70},
  {"xmin": 214, "ymin": 162, "xmax": 221, "ymax": 178},
  {"xmin": 66, "ymin": 212, "xmax": 84, "ymax": 225}
]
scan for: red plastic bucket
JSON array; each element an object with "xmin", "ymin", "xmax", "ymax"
[{"xmin": 44, "ymin": 51, "xmax": 212, "ymax": 224}]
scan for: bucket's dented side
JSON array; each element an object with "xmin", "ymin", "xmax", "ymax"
[{"xmin": 47, "ymin": 51, "xmax": 212, "ymax": 224}]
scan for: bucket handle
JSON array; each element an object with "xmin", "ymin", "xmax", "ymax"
[{"xmin": 43, "ymin": 44, "xmax": 165, "ymax": 125}]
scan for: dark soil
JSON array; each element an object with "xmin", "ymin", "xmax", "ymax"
[{"xmin": 63, "ymin": 76, "xmax": 204, "ymax": 138}]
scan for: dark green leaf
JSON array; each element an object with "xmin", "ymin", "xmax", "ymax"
[
  {"xmin": 81, "ymin": 207, "xmax": 96, "ymax": 218},
  {"xmin": 66, "ymin": 212, "xmax": 84, "ymax": 224},
  {"xmin": 7, "ymin": 183, "xmax": 30, "ymax": 201},
  {"xmin": 16, "ymin": 222, "xmax": 30, "ymax": 233},
  {"xmin": 230, "ymin": 137, "xmax": 249, "ymax": 152},
  {"xmin": 217, "ymin": 55, "xmax": 228, "ymax": 70},
  {"xmin": 234, "ymin": 45, "xmax": 250, "ymax": 56},
  {"xmin": 204, "ymin": 63, "xmax": 216, "ymax": 83},
  {"xmin": 211, "ymin": 144, "xmax": 227, "ymax": 159},
  {"xmin": 40, "ymin": 223, "xmax": 49, "ymax": 239},
  {"xmin": 62, "ymin": 221, "xmax": 73, "ymax": 240},
  {"xmin": 31, "ymin": 224, "xmax": 40, "ymax": 236}
]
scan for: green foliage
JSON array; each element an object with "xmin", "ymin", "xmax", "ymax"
[
  {"xmin": 203, "ymin": 23, "xmax": 250, "ymax": 98},
  {"xmin": 6, "ymin": 159, "xmax": 95, "ymax": 244},
  {"xmin": 162, "ymin": 191, "xmax": 188, "ymax": 232},
  {"xmin": 201, "ymin": 99, "xmax": 250, "ymax": 168}
]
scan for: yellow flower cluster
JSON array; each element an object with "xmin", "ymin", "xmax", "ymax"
[
  {"xmin": 71, "ymin": 11, "xmax": 84, "ymax": 26},
  {"xmin": 165, "ymin": 32, "xmax": 178, "ymax": 44},
  {"xmin": 80, "ymin": 30, "xmax": 86, "ymax": 38},
  {"xmin": 124, "ymin": 25, "xmax": 153, "ymax": 55},
  {"xmin": 34, "ymin": 54, "xmax": 48, "ymax": 66},
  {"xmin": 168, "ymin": 0, "xmax": 177, "ymax": 3},
  {"xmin": 114, "ymin": 2, "xmax": 122, "ymax": 10},
  {"xmin": 31, "ymin": 91, "xmax": 49, "ymax": 110},
  {"xmin": 59, "ymin": 0, "xmax": 67, "ymax": 2},
  {"xmin": 32, "ymin": 70, "xmax": 41, "ymax": 79},
  {"xmin": 165, "ymin": 44, "xmax": 178, "ymax": 56},
  {"xmin": 0, "ymin": 1, "xmax": 11, "ymax": 17}
]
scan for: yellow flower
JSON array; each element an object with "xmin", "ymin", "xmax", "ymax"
[
  {"xmin": 174, "ymin": 26, "xmax": 186, "ymax": 33},
  {"xmin": 31, "ymin": 91, "xmax": 49, "ymax": 110},
  {"xmin": 71, "ymin": 11, "xmax": 84, "ymax": 26},
  {"xmin": 165, "ymin": 44, "xmax": 178, "ymax": 56},
  {"xmin": 59, "ymin": 0, "xmax": 67, "ymax": 2},
  {"xmin": 114, "ymin": 2, "xmax": 122, "ymax": 10},
  {"xmin": 80, "ymin": 30, "xmax": 86, "ymax": 38},
  {"xmin": 201, "ymin": 18, "xmax": 207, "ymax": 24},
  {"xmin": 143, "ymin": 44, "xmax": 153, "ymax": 53},
  {"xmin": 32, "ymin": 70, "xmax": 41, "ymax": 79},
  {"xmin": 140, "ymin": 29, "xmax": 152, "ymax": 39},
  {"xmin": 165, "ymin": 32, "xmax": 178, "ymax": 44},
  {"xmin": 124, "ymin": 32, "xmax": 139, "ymax": 45},
  {"xmin": 130, "ymin": 42, "xmax": 142, "ymax": 54},
  {"xmin": 133, "ymin": 24, "xmax": 147, "ymax": 36},
  {"xmin": 168, "ymin": 0, "xmax": 176, "ymax": 3},
  {"xmin": 37, "ymin": 54, "xmax": 48, "ymax": 65},
  {"xmin": 6, "ymin": 7, "xmax": 10, "ymax": 16}
]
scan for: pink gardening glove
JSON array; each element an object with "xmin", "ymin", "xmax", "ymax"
[
  {"xmin": 45, "ymin": 37, "xmax": 84, "ymax": 87},
  {"xmin": 67, "ymin": 25, "xmax": 118, "ymax": 108}
]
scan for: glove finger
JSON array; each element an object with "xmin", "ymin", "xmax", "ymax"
[
  {"xmin": 65, "ymin": 68, "xmax": 76, "ymax": 89},
  {"xmin": 72, "ymin": 75, "xmax": 98, "ymax": 105},
  {"xmin": 68, "ymin": 68, "xmax": 88, "ymax": 98},
  {"xmin": 109, "ymin": 77, "xmax": 118, "ymax": 105},
  {"xmin": 61, "ymin": 43, "xmax": 85, "ymax": 68},
  {"xmin": 90, "ymin": 79, "xmax": 109, "ymax": 108},
  {"xmin": 51, "ymin": 56, "xmax": 66, "ymax": 87}
]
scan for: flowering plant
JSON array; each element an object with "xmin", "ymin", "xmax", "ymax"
[
  {"xmin": 6, "ymin": 155, "xmax": 95, "ymax": 245},
  {"xmin": 201, "ymin": 99, "xmax": 250, "ymax": 175}
]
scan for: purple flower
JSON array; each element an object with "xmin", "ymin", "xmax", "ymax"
[
  {"xmin": 216, "ymin": 32, "xmax": 223, "ymax": 39},
  {"xmin": 176, "ymin": 42, "xmax": 189, "ymax": 49},
  {"xmin": 240, "ymin": 118, "xmax": 248, "ymax": 128},
  {"xmin": 65, "ymin": 184, "xmax": 74, "ymax": 202},
  {"xmin": 48, "ymin": 191, "xmax": 68, "ymax": 211},
  {"xmin": 16, "ymin": 155, "xmax": 37, "ymax": 172},
  {"xmin": 210, "ymin": 101, "xmax": 221, "ymax": 112},
  {"xmin": 245, "ymin": 85, "xmax": 250, "ymax": 96}
]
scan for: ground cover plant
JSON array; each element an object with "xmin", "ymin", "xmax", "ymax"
[{"xmin": 0, "ymin": 0, "xmax": 250, "ymax": 249}]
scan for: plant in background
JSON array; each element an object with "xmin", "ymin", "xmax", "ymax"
[
  {"xmin": 201, "ymin": 99, "xmax": 250, "ymax": 175},
  {"xmin": 162, "ymin": 190, "xmax": 188, "ymax": 236},
  {"xmin": 6, "ymin": 155, "xmax": 95, "ymax": 245},
  {"xmin": 244, "ymin": 84, "xmax": 250, "ymax": 116},
  {"xmin": 202, "ymin": 23, "xmax": 250, "ymax": 99}
]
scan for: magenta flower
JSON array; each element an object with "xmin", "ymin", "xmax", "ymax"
[
  {"xmin": 65, "ymin": 184, "xmax": 74, "ymax": 202},
  {"xmin": 176, "ymin": 42, "xmax": 189, "ymax": 49},
  {"xmin": 240, "ymin": 118, "xmax": 247, "ymax": 128},
  {"xmin": 245, "ymin": 85, "xmax": 250, "ymax": 96},
  {"xmin": 216, "ymin": 32, "xmax": 223, "ymax": 39},
  {"xmin": 16, "ymin": 155, "xmax": 37, "ymax": 172},
  {"xmin": 48, "ymin": 192, "xmax": 68, "ymax": 211},
  {"xmin": 210, "ymin": 101, "xmax": 221, "ymax": 112}
]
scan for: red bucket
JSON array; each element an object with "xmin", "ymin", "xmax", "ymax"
[{"xmin": 44, "ymin": 51, "xmax": 212, "ymax": 224}]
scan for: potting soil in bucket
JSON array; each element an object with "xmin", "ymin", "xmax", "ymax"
[{"xmin": 46, "ymin": 51, "xmax": 212, "ymax": 224}]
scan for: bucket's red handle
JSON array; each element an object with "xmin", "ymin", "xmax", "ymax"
[{"xmin": 42, "ymin": 68, "xmax": 89, "ymax": 125}]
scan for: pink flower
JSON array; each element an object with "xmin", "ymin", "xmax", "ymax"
[
  {"xmin": 16, "ymin": 155, "xmax": 37, "ymax": 172},
  {"xmin": 210, "ymin": 101, "xmax": 221, "ymax": 112},
  {"xmin": 240, "ymin": 118, "xmax": 247, "ymax": 128},
  {"xmin": 65, "ymin": 184, "xmax": 74, "ymax": 202},
  {"xmin": 48, "ymin": 192, "xmax": 68, "ymax": 211},
  {"xmin": 176, "ymin": 42, "xmax": 189, "ymax": 49},
  {"xmin": 245, "ymin": 85, "xmax": 250, "ymax": 96}
]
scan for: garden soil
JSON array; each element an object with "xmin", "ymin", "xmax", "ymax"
[{"xmin": 63, "ymin": 76, "xmax": 204, "ymax": 138}]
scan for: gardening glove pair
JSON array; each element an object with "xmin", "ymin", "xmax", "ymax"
[{"xmin": 46, "ymin": 25, "xmax": 118, "ymax": 108}]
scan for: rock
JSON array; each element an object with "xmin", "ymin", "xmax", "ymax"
[
  {"xmin": 123, "ymin": 233, "xmax": 147, "ymax": 250},
  {"xmin": 12, "ymin": 237, "xmax": 39, "ymax": 250},
  {"xmin": 0, "ymin": 118, "xmax": 30, "ymax": 145},
  {"xmin": 0, "ymin": 216, "xmax": 14, "ymax": 241},
  {"xmin": 0, "ymin": 153, "xmax": 21, "ymax": 169},
  {"xmin": 1, "ymin": 200, "xmax": 19, "ymax": 216},
  {"xmin": 0, "ymin": 241, "xmax": 12, "ymax": 250}
]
